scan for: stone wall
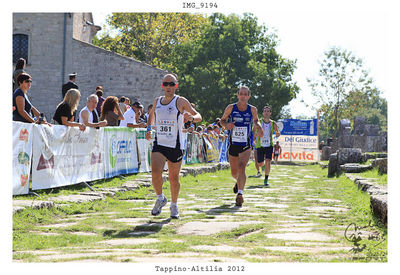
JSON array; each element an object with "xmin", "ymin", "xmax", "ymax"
[
  {"xmin": 71, "ymin": 39, "xmax": 166, "ymax": 117},
  {"xmin": 13, "ymin": 13, "xmax": 70, "ymax": 118},
  {"xmin": 13, "ymin": 13, "xmax": 167, "ymax": 120}
]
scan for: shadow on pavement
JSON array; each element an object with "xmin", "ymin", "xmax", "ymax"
[{"xmin": 102, "ymin": 218, "xmax": 171, "ymax": 238}]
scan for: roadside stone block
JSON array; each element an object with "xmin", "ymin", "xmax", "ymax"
[{"xmin": 370, "ymin": 194, "xmax": 387, "ymax": 225}]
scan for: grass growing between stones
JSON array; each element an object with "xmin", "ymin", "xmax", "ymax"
[
  {"xmin": 356, "ymin": 168, "xmax": 387, "ymax": 186},
  {"xmin": 13, "ymin": 163, "xmax": 387, "ymax": 262},
  {"xmin": 14, "ymin": 174, "xmax": 141, "ymax": 200}
]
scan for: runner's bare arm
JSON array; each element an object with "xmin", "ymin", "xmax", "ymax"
[
  {"xmin": 251, "ymin": 106, "xmax": 263, "ymax": 136},
  {"xmin": 274, "ymin": 122, "xmax": 281, "ymax": 137},
  {"xmin": 145, "ymin": 98, "xmax": 159, "ymax": 140},
  {"xmin": 147, "ymin": 98, "xmax": 159, "ymax": 126},
  {"xmin": 220, "ymin": 104, "xmax": 235, "ymax": 130},
  {"xmin": 178, "ymin": 97, "xmax": 202, "ymax": 123}
]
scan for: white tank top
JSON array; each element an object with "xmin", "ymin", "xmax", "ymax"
[
  {"xmin": 79, "ymin": 106, "xmax": 97, "ymax": 124},
  {"xmin": 260, "ymin": 120, "xmax": 272, "ymax": 147},
  {"xmin": 154, "ymin": 95, "xmax": 184, "ymax": 149}
]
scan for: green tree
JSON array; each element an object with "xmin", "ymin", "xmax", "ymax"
[
  {"xmin": 168, "ymin": 13, "xmax": 298, "ymax": 122},
  {"xmin": 93, "ymin": 13, "xmax": 207, "ymax": 68},
  {"xmin": 308, "ymin": 46, "xmax": 387, "ymax": 139}
]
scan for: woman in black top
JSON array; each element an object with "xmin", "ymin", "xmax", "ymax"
[
  {"xmin": 53, "ymin": 88, "xmax": 86, "ymax": 131},
  {"xmin": 13, "ymin": 73, "xmax": 48, "ymax": 125},
  {"xmin": 13, "ymin": 58, "xmax": 26, "ymax": 92}
]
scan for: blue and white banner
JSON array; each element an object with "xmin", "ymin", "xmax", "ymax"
[
  {"xmin": 278, "ymin": 119, "xmax": 317, "ymax": 136},
  {"xmin": 13, "ymin": 122, "xmax": 34, "ymax": 195},
  {"xmin": 275, "ymin": 119, "xmax": 319, "ymax": 162},
  {"xmin": 103, "ymin": 127, "xmax": 139, "ymax": 178}
]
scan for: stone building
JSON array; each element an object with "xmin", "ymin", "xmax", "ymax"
[{"xmin": 12, "ymin": 12, "xmax": 167, "ymax": 119}]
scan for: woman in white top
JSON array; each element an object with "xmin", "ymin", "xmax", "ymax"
[{"xmin": 146, "ymin": 74, "xmax": 202, "ymax": 219}]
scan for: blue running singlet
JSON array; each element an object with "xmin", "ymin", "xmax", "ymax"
[{"xmin": 228, "ymin": 104, "xmax": 253, "ymax": 147}]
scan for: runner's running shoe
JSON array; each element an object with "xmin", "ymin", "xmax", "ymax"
[
  {"xmin": 170, "ymin": 204, "xmax": 180, "ymax": 219},
  {"xmin": 256, "ymin": 171, "xmax": 262, "ymax": 177},
  {"xmin": 264, "ymin": 178, "xmax": 269, "ymax": 187},
  {"xmin": 151, "ymin": 196, "xmax": 167, "ymax": 216},
  {"xmin": 235, "ymin": 194, "xmax": 244, "ymax": 206}
]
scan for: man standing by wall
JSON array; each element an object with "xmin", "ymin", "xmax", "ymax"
[{"xmin": 62, "ymin": 72, "xmax": 78, "ymax": 99}]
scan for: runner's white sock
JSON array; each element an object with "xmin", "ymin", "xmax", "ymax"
[
  {"xmin": 171, "ymin": 202, "xmax": 177, "ymax": 206},
  {"xmin": 238, "ymin": 190, "xmax": 243, "ymax": 195},
  {"xmin": 157, "ymin": 194, "xmax": 165, "ymax": 200}
]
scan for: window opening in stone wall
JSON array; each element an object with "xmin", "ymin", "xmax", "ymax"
[{"xmin": 13, "ymin": 34, "xmax": 29, "ymax": 64}]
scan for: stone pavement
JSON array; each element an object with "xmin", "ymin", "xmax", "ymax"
[{"xmin": 13, "ymin": 164, "xmax": 384, "ymax": 262}]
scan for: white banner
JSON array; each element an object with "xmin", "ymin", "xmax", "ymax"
[
  {"xmin": 13, "ymin": 122, "xmax": 34, "ymax": 195},
  {"xmin": 276, "ymin": 134, "xmax": 319, "ymax": 162},
  {"xmin": 103, "ymin": 127, "xmax": 138, "ymax": 178},
  {"xmin": 135, "ymin": 129, "xmax": 154, "ymax": 173},
  {"xmin": 277, "ymin": 135, "xmax": 318, "ymax": 149},
  {"xmin": 31, "ymin": 125, "xmax": 104, "ymax": 190}
]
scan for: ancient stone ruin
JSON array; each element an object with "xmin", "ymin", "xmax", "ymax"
[{"xmin": 322, "ymin": 116, "xmax": 387, "ymax": 161}]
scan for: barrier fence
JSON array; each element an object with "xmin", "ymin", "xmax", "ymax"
[
  {"xmin": 13, "ymin": 119, "xmax": 318, "ymax": 195},
  {"xmin": 12, "ymin": 122, "xmax": 229, "ymax": 195}
]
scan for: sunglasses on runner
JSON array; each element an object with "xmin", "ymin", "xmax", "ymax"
[
  {"xmin": 162, "ymin": 82, "xmax": 176, "ymax": 87},
  {"xmin": 24, "ymin": 80, "xmax": 32, "ymax": 83}
]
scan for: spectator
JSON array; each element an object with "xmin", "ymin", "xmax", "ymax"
[
  {"xmin": 119, "ymin": 96, "xmax": 127, "ymax": 114},
  {"xmin": 13, "ymin": 73, "xmax": 48, "ymax": 125},
  {"xmin": 95, "ymin": 86, "xmax": 105, "ymax": 114},
  {"xmin": 132, "ymin": 101, "xmax": 146, "ymax": 123},
  {"xmin": 144, "ymin": 104, "xmax": 153, "ymax": 123},
  {"xmin": 52, "ymin": 88, "xmax": 86, "ymax": 131},
  {"xmin": 13, "ymin": 58, "xmax": 26, "ymax": 92},
  {"xmin": 120, "ymin": 101, "xmax": 146, "ymax": 128},
  {"xmin": 213, "ymin": 117, "xmax": 221, "ymax": 127},
  {"xmin": 319, "ymin": 140, "xmax": 325, "ymax": 152},
  {"xmin": 62, "ymin": 72, "xmax": 78, "ymax": 99},
  {"xmin": 125, "ymin": 97, "xmax": 131, "ymax": 109},
  {"xmin": 100, "ymin": 96, "xmax": 125, "ymax": 126},
  {"xmin": 78, "ymin": 94, "xmax": 107, "ymax": 128}
]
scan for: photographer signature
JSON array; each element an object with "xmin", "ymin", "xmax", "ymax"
[{"xmin": 344, "ymin": 220, "xmax": 385, "ymax": 252}]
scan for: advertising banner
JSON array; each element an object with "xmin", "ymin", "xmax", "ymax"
[
  {"xmin": 135, "ymin": 128, "xmax": 153, "ymax": 172},
  {"xmin": 276, "ymin": 147, "xmax": 319, "ymax": 162},
  {"xmin": 205, "ymin": 135, "xmax": 220, "ymax": 163},
  {"xmin": 13, "ymin": 122, "xmax": 34, "ymax": 195},
  {"xmin": 218, "ymin": 138, "xmax": 229, "ymax": 163},
  {"xmin": 103, "ymin": 127, "xmax": 138, "ymax": 178},
  {"xmin": 276, "ymin": 119, "xmax": 319, "ymax": 162},
  {"xmin": 31, "ymin": 125, "xmax": 104, "ymax": 190},
  {"xmin": 185, "ymin": 133, "xmax": 204, "ymax": 164},
  {"xmin": 278, "ymin": 119, "xmax": 317, "ymax": 136}
]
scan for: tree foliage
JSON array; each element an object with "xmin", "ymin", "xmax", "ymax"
[
  {"xmin": 167, "ymin": 13, "xmax": 298, "ymax": 122},
  {"xmin": 308, "ymin": 46, "xmax": 387, "ymax": 141},
  {"xmin": 93, "ymin": 13, "xmax": 207, "ymax": 68},
  {"xmin": 93, "ymin": 13, "xmax": 299, "ymax": 123}
]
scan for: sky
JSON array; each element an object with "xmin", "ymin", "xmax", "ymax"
[{"xmin": 92, "ymin": 0, "xmax": 390, "ymax": 118}]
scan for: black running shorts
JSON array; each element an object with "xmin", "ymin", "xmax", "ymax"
[
  {"xmin": 228, "ymin": 143, "xmax": 251, "ymax": 157},
  {"xmin": 257, "ymin": 146, "xmax": 274, "ymax": 162},
  {"xmin": 152, "ymin": 143, "xmax": 184, "ymax": 163}
]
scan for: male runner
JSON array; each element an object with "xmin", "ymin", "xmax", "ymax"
[
  {"xmin": 273, "ymin": 141, "xmax": 282, "ymax": 165},
  {"xmin": 146, "ymin": 74, "xmax": 202, "ymax": 219},
  {"xmin": 220, "ymin": 86, "xmax": 263, "ymax": 206},
  {"xmin": 255, "ymin": 106, "xmax": 280, "ymax": 186}
]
